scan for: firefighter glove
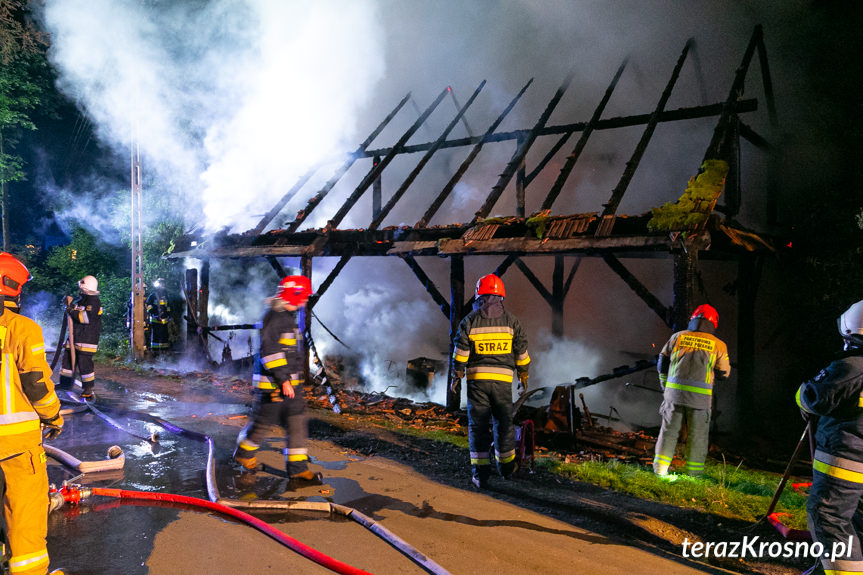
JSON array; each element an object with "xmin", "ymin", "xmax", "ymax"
[
  {"xmin": 517, "ymin": 372, "xmax": 529, "ymax": 393},
  {"xmin": 450, "ymin": 374, "xmax": 462, "ymax": 394},
  {"xmin": 41, "ymin": 415, "xmax": 64, "ymax": 440}
]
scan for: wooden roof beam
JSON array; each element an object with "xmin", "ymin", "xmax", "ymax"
[
  {"xmin": 369, "ymin": 81, "xmax": 486, "ymax": 231},
  {"xmin": 416, "ymin": 79, "xmax": 533, "ymax": 228},
  {"xmin": 541, "ymin": 58, "xmax": 628, "ymax": 211},
  {"xmin": 328, "ymin": 87, "xmax": 450, "ymax": 230},
  {"xmin": 365, "ymin": 99, "xmax": 756, "ymax": 159},
  {"xmin": 402, "ymin": 255, "xmax": 450, "ymax": 320},
  {"xmin": 474, "ymin": 73, "xmax": 574, "ymax": 223},
  {"xmin": 596, "ymin": 38, "xmax": 694, "ymax": 237},
  {"xmin": 284, "ymin": 93, "xmax": 411, "ymax": 234},
  {"xmin": 602, "ymin": 253, "xmax": 671, "ymax": 327}
]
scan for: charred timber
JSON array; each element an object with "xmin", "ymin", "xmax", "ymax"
[
  {"xmin": 572, "ymin": 359, "xmax": 656, "ymax": 390},
  {"xmin": 364, "ymin": 99, "xmax": 757, "ymax": 159}
]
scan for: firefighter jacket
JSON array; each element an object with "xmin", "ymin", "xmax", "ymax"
[
  {"xmin": 146, "ymin": 290, "xmax": 170, "ymax": 325},
  {"xmin": 252, "ymin": 298, "xmax": 304, "ymax": 393},
  {"xmin": 796, "ymin": 351, "xmax": 863, "ymax": 479},
  {"xmin": 658, "ymin": 318, "xmax": 731, "ymax": 411},
  {"xmin": 67, "ymin": 293, "xmax": 102, "ymax": 354},
  {"xmin": 452, "ymin": 299, "xmax": 530, "ymax": 383},
  {"xmin": 0, "ymin": 307, "xmax": 62, "ymax": 458}
]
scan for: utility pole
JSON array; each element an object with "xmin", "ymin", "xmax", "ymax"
[{"xmin": 130, "ymin": 136, "xmax": 146, "ymax": 359}]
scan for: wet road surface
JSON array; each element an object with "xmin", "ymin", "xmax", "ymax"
[{"xmin": 43, "ymin": 367, "xmax": 735, "ymax": 574}]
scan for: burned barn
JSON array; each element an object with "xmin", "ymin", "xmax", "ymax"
[{"xmin": 167, "ymin": 25, "xmax": 777, "ymax": 422}]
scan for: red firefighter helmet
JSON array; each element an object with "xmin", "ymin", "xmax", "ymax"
[
  {"xmin": 475, "ymin": 274, "xmax": 505, "ymax": 298},
  {"xmin": 277, "ymin": 275, "xmax": 312, "ymax": 306},
  {"xmin": 0, "ymin": 252, "xmax": 30, "ymax": 297},
  {"xmin": 690, "ymin": 304, "xmax": 719, "ymax": 329}
]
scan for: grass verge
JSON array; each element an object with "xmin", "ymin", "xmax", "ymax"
[{"xmin": 540, "ymin": 457, "xmax": 809, "ymax": 529}]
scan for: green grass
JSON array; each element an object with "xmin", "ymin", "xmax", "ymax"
[{"xmin": 540, "ymin": 457, "xmax": 809, "ymax": 529}]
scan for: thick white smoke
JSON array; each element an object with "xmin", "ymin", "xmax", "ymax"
[{"xmin": 42, "ymin": 0, "xmax": 385, "ymax": 233}]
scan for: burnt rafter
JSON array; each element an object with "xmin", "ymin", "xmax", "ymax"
[
  {"xmin": 601, "ymin": 253, "xmax": 672, "ymax": 327},
  {"xmin": 402, "ymin": 255, "xmax": 450, "ymax": 319},
  {"xmin": 595, "ymin": 38, "xmax": 694, "ymax": 237},
  {"xmin": 417, "ymin": 78, "xmax": 534, "ymax": 229},
  {"xmin": 369, "ymin": 81, "xmax": 487, "ymax": 232},
  {"xmin": 541, "ymin": 58, "xmax": 628, "ymax": 212},
  {"xmin": 283, "ymin": 93, "xmax": 412, "ymax": 234},
  {"xmin": 473, "ymin": 73, "xmax": 574, "ymax": 223},
  {"xmin": 328, "ymin": 87, "xmax": 450, "ymax": 230}
]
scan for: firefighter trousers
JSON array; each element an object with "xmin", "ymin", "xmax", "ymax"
[
  {"xmin": 236, "ymin": 387, "xmax": 309, "ymax": 475},
  {"xmin": 467, "ymin": 379, "xmax": 516, "ymax": 478},
  {"xmin": 807, "ymin": 466, "xmax": 863, "ymax": 573},
  {"xmin": 1, "ymin": 447, "xmax": 50, "ymax": 575},
  {"xmin": 149, "ymin": 323, "xmax": 170, "ymax": 353},
  {"xmin": 58, "ymin": 349, "xmax": 96, "ymax": 394},
  {"xmin": 653, "ymin": 401, "xmax": 710, "ymax": 476}
]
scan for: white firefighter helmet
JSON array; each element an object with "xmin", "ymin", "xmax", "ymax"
[
  {"xmin": 79, "ymin": 275, "xmax": 99, "ymax": 293},
  {"xmin": 838, "ymin": 300, "xmax": 863, "ymax": 343}
]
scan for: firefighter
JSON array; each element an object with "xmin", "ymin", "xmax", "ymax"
[
  {"xmin": 146, "ymin": 278, "xmax": 171, "ymax": 356},
  {"xmin": 452, "ymin": 274, "xmax": 530, "ymax": 489},
  {"xmin": 0, "ymin": 253, "xmax": 64, "ymax": 575},
  {"xmin": 797, "ymin": 300, "xmax": 863, "ymax": 575},
  {"xmin": 57, "ymin": 275, "xmax": 102, "ymax": 400},
  {"xmin": 233, "ymin": 275, "xmax": 321, "ymax": 485},
  {"xmin": 653, "ymin": 304, "xmax": 731, "ymax": 477}
]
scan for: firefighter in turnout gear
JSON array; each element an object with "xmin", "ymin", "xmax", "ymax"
[
  {"xmin": 146, "ymin": 278, "xmax": 171, "ymax": 356},
  {"xmin": 233, "ymin": 275, "xmax": 321, "ymax": 484},
  {"xmin": 653, "ymin": 304, "xmax": 731, "ymax": 477},
  {"xmin": 0, "ymin": 253, "xmax": 64, "ymax": 575},
  {"xmin": 452, "ymin": 274, "xmax": 529, "ymax": 489},
  {"xmin": 797, "ymin": 300, "xmax": 863, "ymax": 575},
  {"xmin": 57, "ymin": 275, "xmax": 102, "ymax": 400}
]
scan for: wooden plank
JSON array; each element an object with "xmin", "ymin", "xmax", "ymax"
[
  {"xmin": 596, "ymin": 38, "xmax": 693, "ymax": 236},
  {"xmin": 437, "ymin": 235, "xmax": 670, "ymax": 254},
  {"xmin": 365, "ymin": 99, "xmax": 758, "ymax": 158}
]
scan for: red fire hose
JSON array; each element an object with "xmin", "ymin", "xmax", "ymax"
[{"xmin": 89, "ymin": 487, "xmax": 373, "ymax": 575}]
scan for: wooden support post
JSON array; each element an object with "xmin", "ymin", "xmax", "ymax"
[
  {"xmin": 516, "ymin": 135, "xmax": 526, "ymax": 219},
  {"xmin": 198, "ymin": 259, "xmax": 210, "ymax": 357},
  {"xmin": 184, "ymin": 268, "xmax": 198, "ymax": 352},
  {"xmin": 671, "ymin": 245, "xmax": 697, "ymax": 332},
  {"xmin": 301, "ymin": 255, "xmax": 312, "ymax": 383},
  {"xmin": 372, "ymin": 155, "xmax": 382, "ymax": 220},
  {"xmin": 447, "ymin": 255, "xmax": 464, "ymax": 412},
  {"xmin": 737, "ymin": 254, "xmax": 761, "ymax": 431},
  {"xmin": 552, "ymin": 255, "xmax": 564, "ymax": 337}
]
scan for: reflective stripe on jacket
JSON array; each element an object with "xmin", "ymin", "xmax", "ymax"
[
  {"xmin": 252, "ymin": 299, "xmax": 304, "ymax": 392},
  {"xmin": 0, "ymin": 310, "xmax": 61, "ymax": 456},
  {"xmin": 796, "ymin": 353, "xmax": 863, "ymax": 468},
  {"xmin": 659, "ymin": 329, "xmax": 730, "ymax": 410},
  {"xmin": 453, "ymin": 308, "xmax": 529, "ymax": 383},
  {"xmin": 67, "ymin": 293, "xmax": 102, "ymax": 353}
]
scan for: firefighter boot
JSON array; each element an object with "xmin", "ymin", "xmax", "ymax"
[
  {"xmin": 288, "ymin": 470, "xmax": 324, "ymax": 487},
  {"xmin": 232, "ymin": 444, "xmax": 258, "ymax": 471},
  {"xmin": 471, "ymin": 465, "xmax": 491, "ymax": 489}
]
